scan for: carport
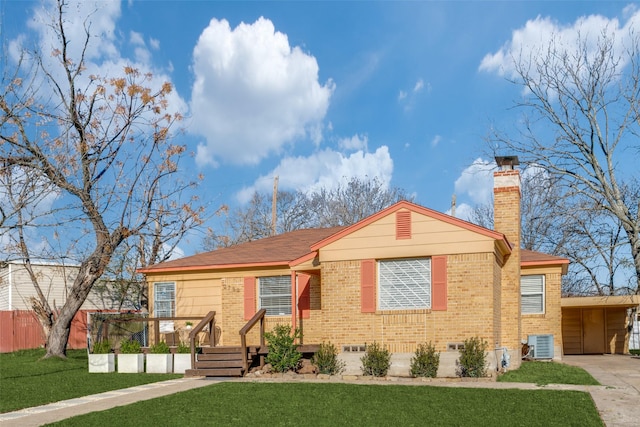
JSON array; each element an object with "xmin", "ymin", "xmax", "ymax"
[{"xmin": 562, "ymin": 295, "xmax": 639, "ymax": 355}]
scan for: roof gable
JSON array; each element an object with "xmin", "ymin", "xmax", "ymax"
[{"xmin": 311, "ymin": 200, "xmax": 511, "ymax": 253}]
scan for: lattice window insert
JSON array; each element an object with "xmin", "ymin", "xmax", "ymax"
[{"xmin": 378, "ymin": 258, "xmax": 431, "ymax": 310}]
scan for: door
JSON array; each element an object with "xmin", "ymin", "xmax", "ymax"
[{"xmin": 582, "ymin": 308, "xmax": 605, "ymax": 354}]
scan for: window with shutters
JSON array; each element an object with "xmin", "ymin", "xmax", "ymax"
[
  {"xmin": 259, "ymin": 276, "xmax": 291, "ymax": 316},
  {"xmin": 521, "ymin": 275, "xmax": 545, "ymax": 314},
  {"xmin": 378, "ymin": 258, "xmax": 431, "ymax": 310}
]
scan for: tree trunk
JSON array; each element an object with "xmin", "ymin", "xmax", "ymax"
[{"xmin": 43, "ymin": 261, "xmax": 104, "ymax": 358}]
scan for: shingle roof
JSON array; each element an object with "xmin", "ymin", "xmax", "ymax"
[
  {"xmin": 139, "ymin": 200, "xmax": 569, "ymax": 275},
  {"xmin": 521, "ymin": 249, "xmax": 569, "ymax": 265},
  {"xmin": 139, "ymin": 226, "xmax": 346, "ymax": 273}
]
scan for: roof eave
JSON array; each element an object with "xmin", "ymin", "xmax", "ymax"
[
  {"xmin": 521, "ymin": 259, "xmax": 570, "ymax": 275},
  {"xmin": 138, "ymin": 260, "xmax": 291, "ymax": 275}
]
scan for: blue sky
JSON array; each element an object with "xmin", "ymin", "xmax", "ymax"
[{"xmin": 3, "ymin": 0, "xmax": 637, "ymax": 256}]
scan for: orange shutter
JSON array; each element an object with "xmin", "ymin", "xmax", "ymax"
[
  {"xmin": 297, "ymin": 274, "xmax": 311, "ymax": 319},
  {"xmin": 244, "ymin": 277, "xmax": 256, "ymax": 320},
  {"xmin": 361, "ymin": 259, "xmax": 376, "ymax": 313},
  {"xmin": 432, "ymin": 256, "xmax": 447, "ymax": 311}
]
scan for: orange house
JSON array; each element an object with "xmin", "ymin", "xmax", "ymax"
[{"xmin": 140, "ymin": 160, "xmax": 568, "ymax": 376}]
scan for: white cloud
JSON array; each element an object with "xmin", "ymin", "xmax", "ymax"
[
  {"xmin": 430, "ymin": 135, "xmax": 442, "ymax": 148},
  {"xmin": 398, "ymin": 78, "xmax": 428, "ymax": 111},
  {"xmin": 149, "ymin": 38, "xmax": 160, "ymax": 50},
  {"xmin": 338, "ymin": 134, "xmax": 368, "ymax": 151},
  {"xmin": 9, "ymin": 0, "xmax": 187, "ymax": 135},
  {"xmin": 445, "ymin": 202, "xmax": 475, "ymax": 222},
  {"xmin": 23, "ymin": 0, "xmax": 121, "ymax": 64},
  {"xmin": 454, "ymin": 158, "xmax": 495, "ymax": 206},
  {"xmin": 237, "ymin": 146, "xmax": 393, "ymax": 203},
  {"xmin": 130, "ymin": 31, "xmax": 152, "ymax": 64},
  {"xmin": 191, "ymin": 17, "xmax": 334, "ymax": 166},
  {"xmin": 130, "ymin": 31, "xmax": 145, "ymax": 46},
  {"xmin": 479, "ymin": 9, "xmax": 640, "ymax": 79}
]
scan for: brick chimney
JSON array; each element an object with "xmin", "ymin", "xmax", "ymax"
[{"xmin": 493, "ymin": 156, "xmax": 521, "ymax": 368}]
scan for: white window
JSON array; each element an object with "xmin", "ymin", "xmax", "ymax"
[
  {"xmin": 259, "ymin": 276, "xmax": 291, "ymax": 316},
  {"xmin": 378, "ymin": 258, "xmax": 431, "ymax": 310},
  {"xmin": 521, "ymin": 275, "xmax": 545, "ymax": 314},
  {"xmin": 154, "ymin": 282, "xmax": 175, "ymax": 332}
]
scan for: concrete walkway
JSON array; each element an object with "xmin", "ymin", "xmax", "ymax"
[
  {"xmin": 0, "ymin": 377, "xmax": 219, "ymax": 427},
  {"xmin": 562, "ymin": 354, "xmax": 640, "ymax": 427},
  {"xmin": 1, "ymin": 355, "xmax": 638, "ymax": 426}
]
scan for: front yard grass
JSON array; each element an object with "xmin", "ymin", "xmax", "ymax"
[
  {"xmin": 498, "ymin": 361, "xmax": 600, "ymax": 386},
  {"xmin": 48, "ymin": 382, "xmax": 603, "ymax": 426},
  {"xmin": 0, "ymin": 349, "xmax": 180, "ymax": 413}
]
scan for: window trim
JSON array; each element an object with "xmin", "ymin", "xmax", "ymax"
[
  {"xmin": 258, "ymin": 275, "xmax": 292, "ymax": 316},
  {"xmin": 377, "ymin": 257, "xmax": 431, "ymax": 311},
  {"xmin": 154, "ymin": 281, "xmax": 176, "ymax": 333},
  {"xmin": 521, "ymin": 274, "xmax": 545, "ymax": 315},
  {"xmin": 154, "ymin": 282, "xmax": 176, "ymax": 317}
]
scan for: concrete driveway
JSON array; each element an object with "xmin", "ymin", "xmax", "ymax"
[{"xmin": 563, "ymin": 354, "xmax": 640, "ymax": 426}]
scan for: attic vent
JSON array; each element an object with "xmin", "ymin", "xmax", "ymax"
[
  {"xmin": 527, "ymin": 335, "xmax": 554, "ymax": 359},
  {"xmin": 396, "ymin": 211, "xmax": 411, "ymax": 240}
]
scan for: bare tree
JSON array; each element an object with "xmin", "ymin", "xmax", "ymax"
[
  {"xmin": 468, "ymin": 166, "xmax": 631, "ymax": 295},
  {"xmin": 0, "ymin": 0, "xmax": 204, "ymax": 357},
  {"xmin": 203, "ymin": 190, "xmax": 313, "ymax": 250},
  {"xmin": 203, "ymin": 177, "xmax": 411, "ymax": 250},
  {"xmin": 558, "ymin": 201, "xmax": 633, "ymax": 296},
  {"xmin": 470, "ymin": 166, "xmax": 564, "ymax": 252},
  {"xmin": 309, "ymin": 177, "xmax": 411, "ymax": 227},
  {"xmin": 490, "ymin": 30, "xmax": 640, "ymax": 294}
]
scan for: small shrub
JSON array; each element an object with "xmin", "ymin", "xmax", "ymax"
[
  {"xmin": 176, "ymin": 341, "xmax": 191, "ymax": 354},
  {"xmin": 312, "ymin": 342, "xmax": 345, "ymax": 375},
  {"xmin": 150, "ymin": 340, "xmax": 170, "ymax": 354},
  {"xmin": 119, "ymin": 339, "xmax": 141, "ymax": 354},
  {"xmin": 264, "ymin": 324, "xmax": 302, "ymax": 373},
  {"xmin": 456, "ymin": 337, "xmax": 488, "ymax": 378},
  {"xmin": 360, "ymin": 342, "xmax": 391, "ymax": 377},
  {"xmin": 630, "ymin": 349, "xmax": 640, "ymax": 356},
  {"xmin": 92, "ymin": 340, "xmax": 111, "ymax": 354},
  {"xmin": 410, "ymin": 342, "xmax": 440, "ymax": 378}
]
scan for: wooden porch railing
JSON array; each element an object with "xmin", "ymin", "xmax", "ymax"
[
  {"xmin": 189, "ymin": 311, "xmax": 216, "ymax": 370},
  {"xmin": 100, "ymin": 315, "xmax": 207, "ymax": 348},
  {"xmin": 239, "ymin": 309, "xmax": 266, "ymax": 373}
]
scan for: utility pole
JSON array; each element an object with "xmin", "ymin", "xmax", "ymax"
[
  {"xmin": 451, "ymin": 194, "xmax": 456, "ymax": 217},
  {"xmin": 271, "ymin": 176, "xmax": 278, "ymax": 236}
]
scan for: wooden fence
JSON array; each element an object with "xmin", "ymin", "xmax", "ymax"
[{"xmin": 0, "ymin": 310, "xmax": 91, "ymax": 353}]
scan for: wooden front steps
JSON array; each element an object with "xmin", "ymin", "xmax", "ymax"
[
  {"xmin": 185, "ymin": 346, "xmax": 260, "ymax": 377},
  {"xmin": 184, "ymin": 344, "xmax": 321, "ymax": 377}
]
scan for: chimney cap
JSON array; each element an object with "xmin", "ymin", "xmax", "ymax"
[{"xmin": 495, "ymin": 156, "xmax": 520, "ymax": 168}]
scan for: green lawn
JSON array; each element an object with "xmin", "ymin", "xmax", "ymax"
[
  {"xmin": 3, "ymin": 350, "xmax": 604, "ymax": 426},
  {"xmin": 47, "ymin": 382, "xmax": 603, "ymax": 426},
  {"xmin": 0, "ymin": 349, "xmax": 180, "ymax": 413},
  {"xmin": 498, "ymin": 361, "xmax": 600, "ymax": 386}
]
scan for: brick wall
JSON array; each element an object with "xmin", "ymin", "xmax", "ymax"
[
  {"xmin": 298, "ymin": 253, "xmax": 500, "ymax": 354},
  {"xmin": 521, "ymin": 268, "xmax": 563, "ymax": 359}
]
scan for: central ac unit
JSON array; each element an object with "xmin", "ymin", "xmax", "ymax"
[{"xmin": 527, "ymin": 334, "xmax": 554, "ymax": 359}]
